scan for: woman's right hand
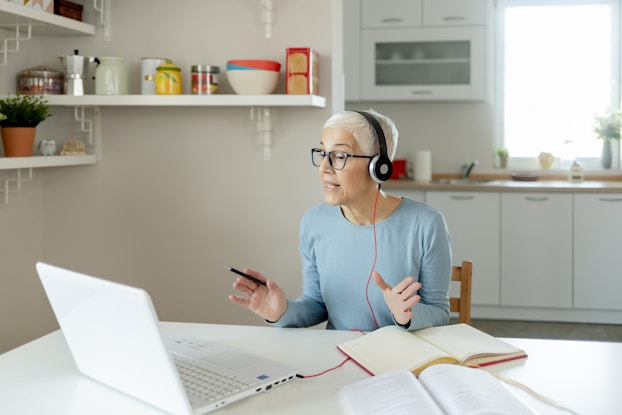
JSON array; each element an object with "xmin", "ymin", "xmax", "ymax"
[{"xmin": 228, "ymin": 268, "xmax": 288, "ymax": 322}]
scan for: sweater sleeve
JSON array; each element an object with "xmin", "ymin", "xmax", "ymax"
[{"xmin": 267, "ymin": 214, "xmax": 328, "ymax": 328}]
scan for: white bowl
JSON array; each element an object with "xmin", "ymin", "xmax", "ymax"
[{"xmin": 227, "ymin": 69, "xmax": 279, "ymax": 95}]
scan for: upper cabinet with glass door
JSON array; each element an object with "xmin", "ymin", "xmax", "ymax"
[{"xmin": 348, "ymin": 0, "xmax": 488, "ymax": 101}]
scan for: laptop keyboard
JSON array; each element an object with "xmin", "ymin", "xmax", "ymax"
[{"xmin": 174, "ymin": 358, "xmax": 254, "ymax": 402}]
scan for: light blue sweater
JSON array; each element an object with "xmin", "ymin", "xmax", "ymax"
[{"xmin": 270, "ymin": 197, "xmax": 452, "ymax": 331}]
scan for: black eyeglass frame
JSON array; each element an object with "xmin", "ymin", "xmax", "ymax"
[{"xmin": 311, "ymin": 148, "xmax": 374, "ymax": 170}]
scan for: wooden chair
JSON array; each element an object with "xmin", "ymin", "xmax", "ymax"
[{"xmin": 450, "ymin": 260, "xmax": 473, "ymax": 325}]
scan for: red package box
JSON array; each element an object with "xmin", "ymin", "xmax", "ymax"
[{"xmin": 286, "ymin": 48, "xmax": 319, "ymax": 95}]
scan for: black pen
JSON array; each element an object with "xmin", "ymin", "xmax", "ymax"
[{"xmin": 225, "ymin": 266, "xmax": 267, "ymax": 286}]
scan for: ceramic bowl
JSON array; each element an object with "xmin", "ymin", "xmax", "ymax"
[
  {"xmin": 226, "ymin": 63, "xmax": 259, "ymax": 71},
  {"xmin": 227, "ymin": 69, "xmax": 279, "ymax": 95},
  {"xmin": 226, "ymin": 59, "xmax": 281, "ymax": 72}
]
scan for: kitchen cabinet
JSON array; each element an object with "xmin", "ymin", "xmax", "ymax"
[
  {"xmin": 574, "ymin": 193, "xmax": 622, "ymax": 311},
  {"xmin": 426, "ymin": 191, "xmax": 500, "ymax": 306},
  {"xmin": 346, "ymin": 0, "xmax": 488, "ymax": 101},
  {"xmin": 361, "ymin": 0, "xmax": 422, "ymax": 28},
  {"xmin": 423, "ymin": 0, "xmax": 487, "ymax": 26},
  {"xmin": 360, "ymin": 26, "xmax": 485, "ymax": 100},
  {"xmin": 500, "ymin": 193, "xmax": 573, "ymax": 308},
  {"xmin": 384, "ymin": 182, "xmax": 622, "ymax": 324}
]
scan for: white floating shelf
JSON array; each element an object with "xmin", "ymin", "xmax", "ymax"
[
  {"xmin": 0, "ymin": 155, "xmax": 96, "ymax": 171},
  {"xmin": 44, "ymin": 94, "xmax": 327, "ymax": 108},
  {"xmin": 0, "ymin": 2, "xmax": 95, "ymax": 36}
]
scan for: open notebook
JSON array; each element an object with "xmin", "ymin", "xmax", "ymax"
[{"xmin": 36, "ymin": 262, "xmax": 299, "ymax": 414}]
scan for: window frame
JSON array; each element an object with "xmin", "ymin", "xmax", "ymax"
[{"xmin": 494, "ymin": 0, "xmax": 622, "ymax": 171}]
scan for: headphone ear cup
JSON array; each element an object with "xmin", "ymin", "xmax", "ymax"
[{"xmin": 369, "ymin": 154, "xmax": 393, "ymax": 183}]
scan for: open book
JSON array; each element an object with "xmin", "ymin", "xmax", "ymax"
[
  {"xmin": 337, "ymin": 323, "xmax": 526, "ymax": 375},
  {"xmin": 338, "ymin": 364, "xmax": 537, "ymax": 415}
]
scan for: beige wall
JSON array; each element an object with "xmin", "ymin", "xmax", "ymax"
[{"xmin": 0, "ymin": 0, "xmax": 339, "ymax": 353}]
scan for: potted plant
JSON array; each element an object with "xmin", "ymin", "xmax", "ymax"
[
  {"xmin": 593, "ymin": 108, "xmax": 621, "ymax": 169},
  {"xmin": 0, "ymin": 94, "xmax": 52, "ymax": 157},
  {"xmin": 496, "ymin": 147, "xmax": 509, "ymax": 169}
]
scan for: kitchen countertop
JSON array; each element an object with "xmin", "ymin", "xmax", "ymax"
[{"xmin": 384, "ymin": 178, "xmax": 622, "ymax": 193}]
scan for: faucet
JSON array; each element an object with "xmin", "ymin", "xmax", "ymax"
[{"xmin": 461, "ymin": 160, "xmax": 478, "ymax": 180}]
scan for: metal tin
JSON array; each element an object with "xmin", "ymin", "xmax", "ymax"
[
  {"xmin": 141, "ymin": 57, "xmax": 167, "ymax": 94},
  {"xmin": 191, "ymin": 65, "xmax": 219, "ymax": 95}
]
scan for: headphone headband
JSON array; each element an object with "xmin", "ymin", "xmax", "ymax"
[
  {"xmin": 353, "ymin": 111, "xmax": 393, "ymax": 183},
  {"xmin": 354, "ymin": 111, "xmax": 388, "ymax": 159}
]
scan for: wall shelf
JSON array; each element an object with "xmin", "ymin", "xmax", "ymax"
[
  {"xmin": 0, "ymin": 2, "xmax": 95, "ymax": 36},
  {"xmin": 0, "ymin": 155, "xmax": 96, "ymax": 171},
  {"xmin": 44, "ymin": 94, "xmax": 327, "ymax": 107}
]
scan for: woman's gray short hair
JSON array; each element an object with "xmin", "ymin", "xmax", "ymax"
[{"xmin": 322, "ymin": 109, "xmax": 398, "ymax": 160}]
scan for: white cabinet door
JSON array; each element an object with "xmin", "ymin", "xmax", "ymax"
[
  {"xmin": 423, "ymin": 0, "xmax": 487, "ymax": 26},
  {"xmin": 360, "ymin": 26, "xmax": 486, "ymax": 100},
  {"xmin": 361, "ymin": 0, "xmax": 422, "ymax": 28},
  {"xmin": 426, "ymin": 191, "xmax": 500, "ymax": 306},
  {"xmin": 501, "ymin": 193, "xmax": 572, "ymax": 308},
  {"xmin": 574, "ymin": 194, "xmax": 622, "ymax": 310},
  {"xmin": 344, "ymin": 0, "xmax": 362, "ymax": 101}
]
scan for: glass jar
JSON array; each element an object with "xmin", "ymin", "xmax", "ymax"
[
  {"xmin": 95, "ymin": 57, "xmax": 128, "ymax": 95},
  {"xmin": 18, "ymin": 65, "xmax": 64, "ymax": 95},
  {"xmin": 155, "ymin": 60, "xmax": 182, "ymax": 95},
  {"xmin": 191, "ymin": 65, "xmax": 219, "ymax": 95}
]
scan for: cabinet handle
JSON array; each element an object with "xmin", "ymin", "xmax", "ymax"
[
  {"xmin": 443, "ymin": 16, "xmax": 466, "ymax": 21},
  {"xmin": 450, "ymin": 195, "xmax": 474, "ymax": 200},
  {"xmin": 411, "ymin": 90, "xmax": 433, "ymax": 95},
  {"xmin": 598, "ymin": 197, "xmax": 622, "ymax": 202},
  {"xmin": 525, "ymin": 196, "xmax": 549, "ymax": 202},
  {"xmin": 381, "ymin": 18, "xmax": 403, "ymax": 23}
]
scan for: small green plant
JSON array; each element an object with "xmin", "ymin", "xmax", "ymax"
[
  {"xmin": 496, "ymin": 147, "xmax": 509, "ymax": 157},
  {"xmin": 593, "ymin": 108, "xmax": 622, "ymax": 142},
  {"xmin": 0, "ymin": 94, "xmax": 52, "ymax": 128}
]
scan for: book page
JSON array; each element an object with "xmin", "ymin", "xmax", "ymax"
[
  {"xmin": 338, "ymin": 326, "xmax": 457, "ymax": 375},
  {"xmin": 419, "ymin": 364, "xmax": 537, "ymax": 415},
  {"xmin": 338, "ymin": 370, "xmax": 444, "ymax": 415},
  {"xmin": 415, "ymin": 324, "xmax": 526, "ymax": 366}
]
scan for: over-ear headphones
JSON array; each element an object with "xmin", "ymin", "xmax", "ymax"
[{"xmin": 354, "ymin": 111, "xmax": 393, "ymax": 183}]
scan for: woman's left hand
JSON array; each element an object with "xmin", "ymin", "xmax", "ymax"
[{"xmin": 372, "ymin": 271, "xmax": 421, "ymax": 327}]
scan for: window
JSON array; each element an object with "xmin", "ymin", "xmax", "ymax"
[{"xmin": 495, "ymin": 0, "xmax": 620, "ymax": 169}]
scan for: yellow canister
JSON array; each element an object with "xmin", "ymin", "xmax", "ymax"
[{"xmin": 155, "ymin": 60, "xmax": 182, "ymax": 94}]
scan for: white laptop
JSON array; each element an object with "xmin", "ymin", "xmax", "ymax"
[{"xmin": 36, "ymin": 262, "xmax": 299, "ymax": 415}]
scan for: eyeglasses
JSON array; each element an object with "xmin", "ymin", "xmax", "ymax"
[{"xmin": 311, "ymin": 148, "xmax": 373, "ymax": 171}]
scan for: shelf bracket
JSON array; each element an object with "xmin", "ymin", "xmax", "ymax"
[
  {"xmin": 93, "ymin": 0, "xmax": 111, "ymax": 41},
  {"xmin": 251, "ymin": 106, "xmax": 273, "ymax": 160},
  {"xmin": 258, "ymin": 0, "xmax": 275, "ymax": 39},
  {"xmin": 0, "ymin": 23, "xmax": 32, "ymax": 67},
  {"xmin": 0, "ymin": 168, "xmax": 32, "ymax": 207},
  {"xmin": 73, "ymin": 106, "xmax": 102, "ymax": 159}
]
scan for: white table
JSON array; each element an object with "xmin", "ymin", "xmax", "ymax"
[{"xmin": 1, "ymin": 322, "xmax": 620, "ymax": 414}]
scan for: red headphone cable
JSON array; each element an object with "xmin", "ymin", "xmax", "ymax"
[{"xmin": 365, "ymin": 186, "xmax": 382, "ymax": 330}]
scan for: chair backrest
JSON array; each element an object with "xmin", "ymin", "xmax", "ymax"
[{"xmin": 449, "ymin": 260, "xmax": 473, "ymax": 325}]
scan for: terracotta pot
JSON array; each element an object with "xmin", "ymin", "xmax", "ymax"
[{"xmin": 1, "ymin": 127, "xmax": 36, "ymax": 157}]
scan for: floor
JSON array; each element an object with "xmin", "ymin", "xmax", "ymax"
[{"xmin": 464, "ymin": 319, "xmax": 622, "ymax": 342}]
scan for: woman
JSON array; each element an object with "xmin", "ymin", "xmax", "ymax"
[{"xmin": 229, "ymin": 110, "xmax": 451, "ymax": 331}]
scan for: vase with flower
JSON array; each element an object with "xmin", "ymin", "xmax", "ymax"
[{"xmin": 592, "ymin": 108, "xmax": 621, "ymax": 169}]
